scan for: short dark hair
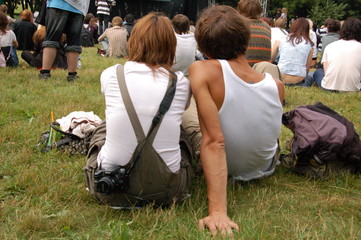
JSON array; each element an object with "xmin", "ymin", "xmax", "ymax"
[
  {"xmin": 326, "ymin": 19, "xmax": 340, "ymax": 33},
  {"xmin": 237, "ymin": 0, "xmax": 263, "ymax": 19},
  {"xmin": 339, "ymin": 17, "xmax": 361, "ymax": 41},
  {"xmin": 125, "ymin": 14, "xmax": 134, "ymax": 23},
  {"xmin": 84, "ymin": 13, "xmax": 94, "ymax": 24},
  {"xmin": 172, "ymin": 14, "xmax": 189, "ymax": 34},
  {"xmin": 195, "ymin": 5, "xmax": 250, "ymax": 60},
  {"xmin": 0, "ymin": 11, "xmax": 8, "ymax": 31}
]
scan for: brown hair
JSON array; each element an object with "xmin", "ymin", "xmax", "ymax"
[
  {"xmin": 0, "ymin": 11, "xmax": 8, "ymax": 32},
  {"xmin": 111, "ymin": 16, "xmax": 123, "ymax": 27},
  {"xmin": 172, "ymin": 14, "xmax": 189, "ymax": 34},
  {"xmin": 21, "ymin": 9, "xmax": 33, "ymax": 22},
  {"xmin": 33, "ymin": 25, "xmax": 46, "ymax": 46},
  {"xmin": 288, "ymin": 18, "xmax": 314, "ymax": 46},
  {"xmin": 339, "ymin": 17, "xmax": 361, "ymax": 42},
  {"xmin": 0, "ymin": 4, "xmax": 8, "ymax": 14},
  {"xmin": 237, "ymin": 0, "xmax": 263, "ymax": 19},
  {"xmin": 275, "ymin": 18, "xmax": 285, "ymax": 28},
  {"xmin": 195, "ymin": 5, "xmax": 250, "ymax": 60},
  {"xmin": 326, "ymin": 18, "xmax": 341, "ymax": 33},
  {"xmin": 128, "ymin": 12, "xmax": 176, "ymax": 70}
]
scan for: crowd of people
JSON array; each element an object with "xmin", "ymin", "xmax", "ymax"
[{"xmin": 1, "ymin": 0, "xmax": 360, "ymax": 237}]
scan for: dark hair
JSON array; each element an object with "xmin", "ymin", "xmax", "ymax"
[
  {"xmin": 125, "ymin": 14, "xmax": 134, "ymax": 23},
  {"xmin": 128, "ymin": 12, "xmax": 176, "ymax": 70},
  {"xmin": 84, "ymin": 13, "xmax": 94, "ymax": 24},
  {"xmin": 195, "ymin": 5, "xmax": 250, "ymax": 59},
  {"xmin": 0, "ymin": 4, "xmax": 8, "ymax": 14},
  {"xmin": 0, "ymin": 11, "xmax": 8, "ymax": 31},
  {"xmin": 339, "ymin": 17, "xmax": 361, "ymax": 41},
  {"xmin": 237, "ymin": 0, "xmax": 263, "ymax": 19},
  {"xmin": 172, "ymin": 14, "xmax": 189, "ymax": 34},
  {"xmin": 288, "ymin": 18, "xmax": 314, "ymax": 47},
  {"xmin": 326, "ymin": 19, "xmax": 340, "ymax": 33}
]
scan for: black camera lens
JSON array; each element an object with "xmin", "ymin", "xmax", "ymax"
[{"xmin": 96, "ymin": 177, "xmax": 115, "ymax": 195}]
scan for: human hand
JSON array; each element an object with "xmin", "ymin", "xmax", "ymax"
[{"xmin": 198, "ymin": 212, "xmax": 239, "ymax": 237}]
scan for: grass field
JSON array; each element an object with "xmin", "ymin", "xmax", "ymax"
[{"xmin": 0, "ymin": 47, "xmax": 360, "ymax": 239}]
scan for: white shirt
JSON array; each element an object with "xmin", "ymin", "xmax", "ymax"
[
  {"xmin": 321, "ymin": 39, "xmax": 361, "ymax": 91},
  {"xmin": 218, "ymin": 60, "xmax": 283, "ymax": 181},
  {"xmin": 97, "ymin": 62, "xmax": 191, "ymax": 172},
  {"xmin": 271, "ymin": 27, "xmax": 287, "ymax": 49},
  {"xmin": 0, "ymin": 30, "xmax": 17, "ymax": 47},
  {"xmin": 173, "ymin": 32, "xmax": 199, "ymax": 75}
]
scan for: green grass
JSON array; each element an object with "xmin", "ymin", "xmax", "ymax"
[{"xmin": 0, "ymin": 47, "xmax": 361, "ymax": 239}]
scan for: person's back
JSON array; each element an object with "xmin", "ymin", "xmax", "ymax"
[
  {"xmin": 13, "ymin": 9, "xmax": 37, "ymax": 50},
  {"xmin": 320, "ymin": 18, "xmax": 340, "ymax": 60},
  {"xmin": 184, "ymin": 5, "xmax": 284, "ymax": 236},
  {"xmin": 320, "ymin": 17, "xmax": 361, "ymax": 92},
  {"xmin": 98, "ymin": 16, "xmax": 128, "ymax": 58},
  {"xmin": 123, "ymin": 13, "xmax": 135, "ymax": 37},
  {"xmin": 86, "ymin": 12, "xmax": 192, "ymax": 208},
  {"xmin": 172, "ymin": 14, "xmax": 198, "ymax": 75},
  {"xmin": 217, "ymin": 60, "xmax": 282, "ymax": 180},
  {"xmin": 237, "ymin": 0, "xmax": 271, "ymax": 66}
]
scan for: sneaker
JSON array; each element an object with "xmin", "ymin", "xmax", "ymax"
[
  {"xmin": 67, "ymin": 74, "xmax": 79, "ymax": 82},
  {"xmin": 38, "ymin": 72, "xmax": 51, "ymax": 79}
]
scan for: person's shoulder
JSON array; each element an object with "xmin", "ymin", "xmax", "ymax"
[
  {"xmin": 102, "ymin": 64, "xmax": 119, "ymax": 77},
  {"xmin": 189, "ymin": 60, "xmax": 222, "ymax": 83}
]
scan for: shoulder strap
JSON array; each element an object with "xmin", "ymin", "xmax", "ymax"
[{"xmin": 116, "ymin": 64, "xmax": 146, "ymax": 142}]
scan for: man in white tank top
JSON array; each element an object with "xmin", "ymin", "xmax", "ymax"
[{"xmin": 184, "ymin": 5, "xmax": 284, "ymax": 237}]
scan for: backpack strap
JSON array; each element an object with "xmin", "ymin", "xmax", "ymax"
[{"xmin": 116, "ymin": 64, "xmax": 146, "ymax": 142}]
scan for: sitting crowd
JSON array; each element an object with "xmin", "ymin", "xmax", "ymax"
[{"xmin": 1, "ymin": 0, "xmax": 361, "ymax": 237}]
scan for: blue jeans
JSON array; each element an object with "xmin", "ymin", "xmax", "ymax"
[
  {"xmin": 43, "ymin": 8, "xmax": 84, "ymax": 53},
  {"xmin": 313, "ymin": 68, "xmax": 325, "ymax": 88}
]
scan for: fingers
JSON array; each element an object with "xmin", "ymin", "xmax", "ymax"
[{"xmin": 198, "ymin": 216, "xmax": 238, "ymax": 237}]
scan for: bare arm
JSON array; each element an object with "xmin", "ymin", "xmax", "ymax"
[
  {"xmin": 306, "ymin": 49, "xmax": 313, "ymax": 74},
  {"xmin": 271, "ymin": 40, "xmax": 280, "ymax": 62},
  {"xmin": 12, "ymin": 40, "xmax": 18, "ymax": 48},
  {"xmin": 189, "ymin": 62, "xmax": 239, "ymax": 237}
]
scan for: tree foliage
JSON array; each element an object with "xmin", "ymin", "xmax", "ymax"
[{"xmin": 308, "ymin": 0, "xmax": 347, "ymax": 26}]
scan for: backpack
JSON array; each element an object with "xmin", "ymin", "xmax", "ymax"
[
  {"xmin": 80, "ymin": 26, "xmax": 94, "ymax": 47},
  {"xmin": 281, "ymin": 102, "xmax": 361, "ymax": 178}
]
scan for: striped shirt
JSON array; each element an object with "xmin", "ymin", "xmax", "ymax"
[
  {"xmin": 245, "ymin": 20, "xmax": 272, "ymax": 67},
  {"xmin": 96, "ymin": 0, "xmax": 115, "ymax": 15}
]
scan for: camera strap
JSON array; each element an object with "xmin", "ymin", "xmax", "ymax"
[{"xmin": 116, "ymin": 64, "xmax": 177, "ymax": 173}]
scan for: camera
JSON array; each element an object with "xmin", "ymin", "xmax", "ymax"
[{"xmin": 94, "ymin": 167, "xmax": 129, "ymax": 195}]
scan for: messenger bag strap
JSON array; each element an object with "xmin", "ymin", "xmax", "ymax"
[
  {"xmin": 116, "ymin": 64, "xmax": 145, "ymax": 142},
  {"xmin": 146, "ymin": 71, "xmax": 177, "ymax": 144}
]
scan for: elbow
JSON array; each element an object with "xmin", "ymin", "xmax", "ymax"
[{"xmin": 202, "ymin": 134, "xmax": 226, "ymax": 151}]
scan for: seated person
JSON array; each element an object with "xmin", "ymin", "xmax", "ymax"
[
  {"xmin": 183, "ymin": 5, "xmax": 284, "ymax": 236},
  {"xmin": 0, "ymin": 11, "xmax": 18, "ymax": 67},
  {"xmin": 237, "ymin": 0, "xmax": 272, "ymax": 66},
  {"xmin": 85, "ymin": 12, "xmax": 192, "ymax": 208},
  {"xmin": 21, "ymin": 25, "xmax": 67, "ymax": 69},
  {"xmin": 271, "ymin": 18, "xmax": 313, "ymax": 86},
  {"xmin": 172, "ymin": 14, "xmax": 203, "ymax": 75},
  {"xmin": 98, "ymin": 16, "xmax": 128, "ymax": 58},
  {"xmin": 13, "ymin": 9, "xmax": 37, "ymax": 51},
  {"xmin": 123, "ymin": 13, "xmax": 135, "ymax": 37},
  {"xmin": 83, "ymin": 13, "xmax": 98, "ymax": 44},
  {"xmin": 313, "ymin": 17, "xmax": 361, "ymax": 92},
  {"xmin": 319, "ymin": 18, "xmax": 340, "ymax": 61}
]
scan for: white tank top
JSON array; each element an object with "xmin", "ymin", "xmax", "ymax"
[
  {"xmin": 218, "ymin": 60, "xmax": 283, "ymax": 181},
  {"xmin": 97, "ymin": 62, "xmax": 191, "ymax": 173}
]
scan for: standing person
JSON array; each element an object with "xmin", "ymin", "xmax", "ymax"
[
  {"xmin": 95, "ymin": 0, "xmax": 116, "ymax": 35},
  {"xmin": 38, "ymin": 0, "xmax": 90, "ymax": 81},
  {"xmin": 183, "ymin": 5, "xmax": 284, "ymax": 236},
  {"xmin": 271, "ymin": 18, "xmax": 314, "ymax": 86},
  {"xmin": 85, "ymin": 12, "xmax": 192, "ymax": 209},
  {"xmin": 13, "ymin": 9, "xmax": 37, "ymax": 51},
  {"xmin": 237, "ymin": 0, "xmax": 272, "ymax": 66},
  {"xmin": 98, "ymin": 16, "xmax": 128, "ymax": 58},
  {"xmin": 0, "ymin": 11, "xmax": 18, "ymax": 67}
]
